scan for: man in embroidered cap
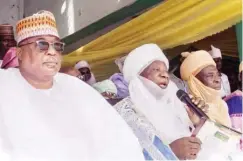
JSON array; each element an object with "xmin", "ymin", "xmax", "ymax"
[
  {"xmin": 74, "ymin": 60, "xmax": 96, "ymax": 85},
  {"xmin": 0, "ymin": 11, "xmax": 144, "ymax": 161},
  {"xmin": 0, "ymin": 24, "xmax": 17, "ymax": 65},
  {"xmin": 208, "ymin": 45, "xmax": 231, "ymax": 97}
]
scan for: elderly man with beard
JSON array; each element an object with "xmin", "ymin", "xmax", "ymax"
[{"xmin": 0, "ymin": 11, "xmax": 144, "ymax": 161}]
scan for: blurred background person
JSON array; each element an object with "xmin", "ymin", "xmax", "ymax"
[
  {"xmin": 0, "ymin": 24, "xmax": 17, "ymax": 66},
  {"xmin": 208, "ymin": 45, "xmax": 231, "ymax": 98},
  {"xmin": 110, "ymin": 55, "xmax": 129, "ymax": 99},
  {"xmin": 75, "ymin": 60, "xmax": 96, "ymax": 85}
]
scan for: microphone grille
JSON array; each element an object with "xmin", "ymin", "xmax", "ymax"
[{"xmin": 176, "ymin": 89, "xmax": 188, "ymax": 101}]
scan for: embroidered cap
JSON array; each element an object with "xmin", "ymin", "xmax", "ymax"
[
  {"xmin": 0, "ymin": 24, "xmax": 14, "ymax": 36},
  {"xmin": 16, "ymin": 10, "xmax": 59, "ymax": 45}
]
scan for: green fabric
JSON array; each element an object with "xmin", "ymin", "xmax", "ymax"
[{"xmin": 235, "ymin": 21, "xmax": 242, "ymax": 61}]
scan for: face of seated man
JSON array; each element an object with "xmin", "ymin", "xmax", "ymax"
[
  {"xmin": 140, "ymin": 60, "xmax": 169, "ymax": 89},
  {"xmin": 78, "ymin": 67, "xmax": 92, "ymax": 82},
  {"xmin": 195, "ymin": 65, "xmax": 221, "ymax": 90}
]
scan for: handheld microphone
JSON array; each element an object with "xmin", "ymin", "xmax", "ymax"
[{"xmin": 176, "ymin": 90, "xmax": 209, "ymax": 119}]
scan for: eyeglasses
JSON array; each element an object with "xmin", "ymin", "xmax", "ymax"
[{"xmin": 18, "ymin": 40, "xmax": 65, "ymax": 53}]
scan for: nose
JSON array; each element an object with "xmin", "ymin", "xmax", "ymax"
[
  {"xmin": 160, "ymin": 71, "xmax": 169, "ymax": 79},
  {"xmin": 214, "ymin": 74, "xmax": 221, "ymax": 84},
  {"xmin": 47, "ymin": 45, "xmax": 58, "ymax": 56}
]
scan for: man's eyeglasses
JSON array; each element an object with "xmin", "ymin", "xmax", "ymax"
[{"xmin": 18, "ymin": 40, "xmax": 65, "ymax": 53}]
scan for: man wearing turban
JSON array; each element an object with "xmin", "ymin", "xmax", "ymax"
[
  {"xmin": 115, "ymin": 44, "xmax": 210, "ymax": 160},
  {"xmin": 180, "ymin": 50, "xmax": 231, "ymax": 127}
]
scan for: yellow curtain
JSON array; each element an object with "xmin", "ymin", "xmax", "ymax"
[{"xmin": 63, "ymin": 0, "xmax": 242, "ymax": 80}]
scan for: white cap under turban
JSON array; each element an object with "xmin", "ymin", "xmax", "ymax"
[
  {"xmin": 74, "ymin": 60, "xmax": 90, "ymax": 70},
  {"xmin": 208, "ymin": 45, "xmax": 222, "ymax": 58},
  {"xmin": 123, "ymin": 44, "xmax": 169, "ymax": 83}
]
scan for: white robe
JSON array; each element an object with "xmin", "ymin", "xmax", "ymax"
[
  {"xmin": 220, "ymin": 73, "xmax": 231, "ymax": 98},
  {"xmin": 129, "ymin": 76, "xmax": 194, "ymax": 144},
  {"xmin": 0, "ymin": 68, "xmax": 144, "ymax": 161}
]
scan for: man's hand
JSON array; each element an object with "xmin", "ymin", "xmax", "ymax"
[
  {"xmin": 169, "ymin": 137, "xmax": 201, "ymax": 160},
  {"xmin": 189, "ymin": 95, "xmax": 209, "ymax": 112},
  {"xmin": 186, "ymin": 95, "xmax": 209, "ymax": 126}
]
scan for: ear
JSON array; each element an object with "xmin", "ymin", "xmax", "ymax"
[{"xmin": 16, "ymin": 47, "xmax": 23, "ymax": 61}]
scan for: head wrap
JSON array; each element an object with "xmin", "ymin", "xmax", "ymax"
[
  {"xmin": 75, "ymin": 60, "xmax": 90, "ymax": 70},
  {"xmin": 115, "ymin": 55, "xmax": 127, "ymax": 73},
  {"xmin": 0, "ymin": 24, "xmax": 14, "ymax": 36},
  {"xmin": 239, "ymin": 61, "xmax": 243, "ymax": 73},
  {"xmin": 123, "ymin": 44, "xmax": 169, "ymax": 83},
  {"xmin": 1, "ymin": 47, "xmax": 19, "ymax": 69},
  {"xmin": 180, "ymin": 50, "xmax": 216, "ymax": 81},
  {"xmin": 16, "ymin": 10, "xmax": 59, "ymax": 45},
  {"xmin": 93, "ymin": 80, "xmax": 117, "ymax": 95},
  {"xmin": 208, "ymin": 45, "xmax": 222, "ymax": 58},
  {"xmin": 122, "ymin": 44, "xmax": 193, "ymax": 143},
  {"xmin": 180, "ymin": 50, "xmax": 231, "ymax": 126}
]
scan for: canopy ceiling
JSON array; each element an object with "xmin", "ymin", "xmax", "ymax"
[{"xmin": 63, "ymin": 0, "xmax": 242, "ymax": 81}]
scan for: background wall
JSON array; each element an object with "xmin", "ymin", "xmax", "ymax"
[
  {"xmin": 24, "ymin": 0, "xmax": 136, "ymax": 38},
  {"xmin": 0, "ymin": 0, "xmax": 24, "ymax": 33}
]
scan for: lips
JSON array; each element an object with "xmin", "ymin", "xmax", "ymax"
[
  {"xmin": 159, "ymin": 82, "xmax": 167, "ymax": 88},
  {"xmin": 44, "ymin": 62, "xmax": 58, "ymax": 68}
]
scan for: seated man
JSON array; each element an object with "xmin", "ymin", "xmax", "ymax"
[
  {"xmin": 74, "ymin": 60, "xmax": 96, "ymax": 85},
  {"xmin": 115, "ymin": 44, "xmax": 208, "ymax": 160},
  {"xmin": 180, "ymin": 50, "xmax": 231, "ymax": 127},
  {"xmin": 0, "ymin": 10, "xmax": 144, "ymax": 161}
]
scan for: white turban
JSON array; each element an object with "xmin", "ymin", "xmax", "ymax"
[
  {"xmin": 75, "ymin": 60, "xmax": 90, "ymax": 70},
  {"xmin": 123, "ymin": 44, "xmax": 169, "ymax": 83},
  {"xmin": 208, "ymin": 45, "xmax": 222, "ymax": 58},
  {"xmin": 122, "ymin": 44, "xmax": 193, "ymax": 144}
]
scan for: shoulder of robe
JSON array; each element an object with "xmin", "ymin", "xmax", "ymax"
[
  {"xmin": 0, "ymin": 68, "xmax": 17, "ymax": 81},
  {"xmin": 221, "ymin": 73, "xmax": 229, "ymax": 79},
  {"xmin": 55, "ymin": 72, "xmax": 108, "ymax": 100}
]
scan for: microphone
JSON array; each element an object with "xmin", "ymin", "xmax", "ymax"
[{"xmin": 176, "ymin": 90, "xmax": 209, "ymax": 119}]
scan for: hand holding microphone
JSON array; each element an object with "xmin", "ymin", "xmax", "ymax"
[
  {"xmin": 176, "ymin": 90, "xmax": 209, "ymax": 126},
  {"xmin": 189, "ymin": 95, "xmax": 209, "ymax": 113}
]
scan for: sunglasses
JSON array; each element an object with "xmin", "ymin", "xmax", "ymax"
[{"xmin": 18, "ymin": 40, "xmax": 65, "ymax": 53}]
